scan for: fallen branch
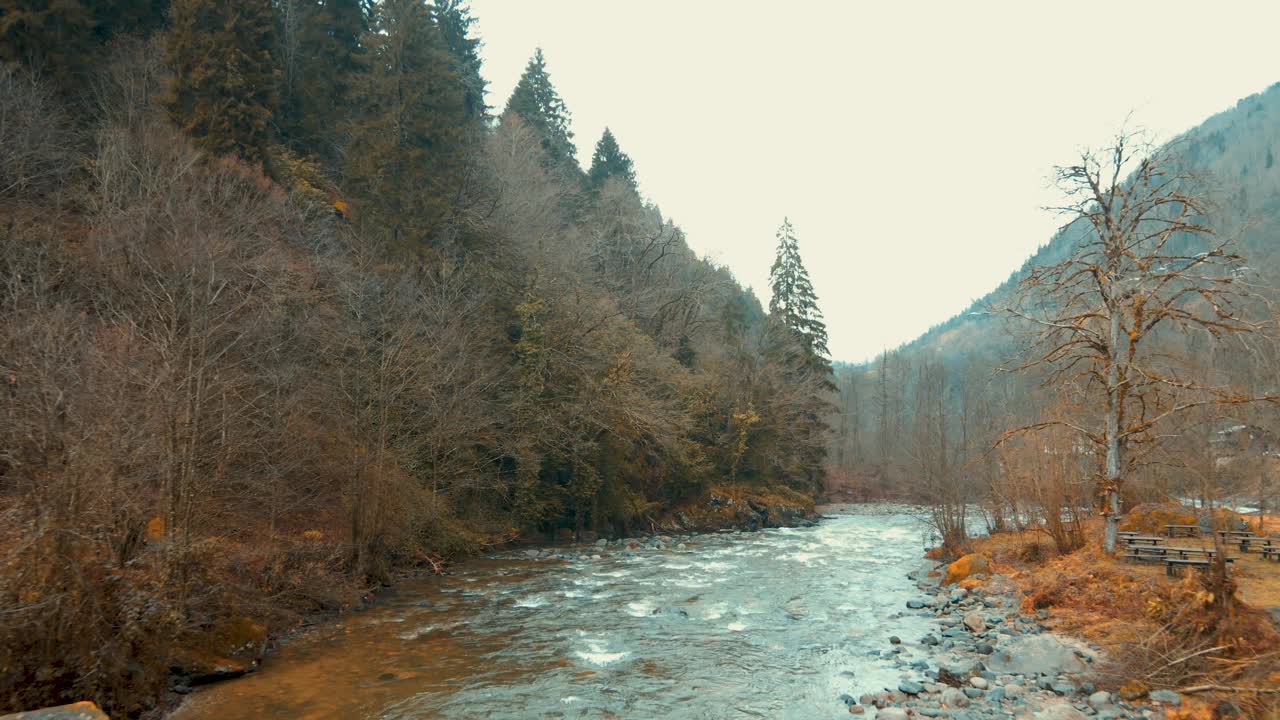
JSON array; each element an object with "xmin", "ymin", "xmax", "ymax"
[
  {"xmin": 1146, "ymin": 644, "xmax": 1230, "ymax": 678},
  {"xmin": 1177, "ymin": 685, "xmax": 1280, "ymax": 695}
]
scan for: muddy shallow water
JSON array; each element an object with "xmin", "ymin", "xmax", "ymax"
[{"xmin": 172, "ymin": 506, "xmax": 938, "ymax": 719}]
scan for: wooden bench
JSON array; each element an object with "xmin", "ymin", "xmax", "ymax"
[
  {"xmin": 1124, "ymin": 535, "xmax": 1165, "ymax": 546},
  {"xmin": 1123, "ymin": 549, "xmax": 1166, "ymax": 563},
  {"xmin": 1164, "ymin": 524, "xmax": 1199, "ymax": 538},
  {"xmin": 1165, "ymin": 557, "xmax": 1234, "ymax": 577},
  {"xmin": 1262, "ymin": 547, "xmax": 1280, "ymax": 562},
  {"xmin": 1162, "ymin": 546, "xmax": 1218, "ymax": 560}
]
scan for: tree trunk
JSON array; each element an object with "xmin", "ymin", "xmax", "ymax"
[{"xmin": 1104, "ymin": 310, "xmax": 1122, "ymax": 553}]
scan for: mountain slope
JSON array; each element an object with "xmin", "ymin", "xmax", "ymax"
[{"xmin": 897, "ymin": 81, "xmax": 1280, "ymax": 364}]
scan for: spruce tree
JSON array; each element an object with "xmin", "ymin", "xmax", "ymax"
[
  {"xmin": 431, "ymin": 0, "xmax": 487, "ymax": 122},
  {"xmin": 345, "ymin": 0, "xmax": 467, "ymax": 252},
  {"xmin": 586, "ymin": 127, "xmax": 636, "ymax": 193},
  {"xmin": 504, "ymin": 48, "xmax": 576, "ymax": 169},
  {"xmin": 166, "ymin": 0, "xmax": 278, "ymax": 165},
  {"xmin": 768, "ymin": 217, "xmax": 832, "ymax": 380},
  {"xmin": 283, "ymin": 0, "xmax": 367, "ymax": 162},
  {"xmin": 0, "ymin": 1, "xmax": 96, "ymax": 91},
  {"xmin": 0, "ymin": 0, "xmax": 168, "ymax": 96},
  {"xmin": 768, "ymin": 218, "xmax": 834, "ymax": 488}
]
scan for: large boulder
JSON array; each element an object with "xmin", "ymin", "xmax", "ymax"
[
  {"xmin": 985, "ymin": 634, "xmax": 1089, "ymax": 675},
  {"xmin": 962, "ymin": 610, "xmax": 986, "ymax": 633},
  {"xmin": 0, "ymin": 702, "xmax": 109, "ymax": 720},
  {"xmin": 943, "ymin": 553, "xmax": 989, "ymax": 585},
  {"xmin": 170, "ymin": 616, "xmax": 268, "ymax": 683}
]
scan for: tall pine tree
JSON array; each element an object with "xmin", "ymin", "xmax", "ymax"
[
  {"xmin": 345, "ymin": 0, "xmax": 467, "ymax": 252},
  {"xmin": 586, "ymin": 127, "xmax": 636, "ymax": 193},
  {"xmin": 0, "ymin": 0, "xmax": 167, "ymax": 93},
  {"xmin": 281, "ymin": 0, "xmax": 367, "ymax": 162},
  {"xmin": 504, "ymin": 48, "xmax": 576, "ymax": 170},
  {"xmin": 768, "ymin": 218, "xmax": 834, "ymax": 488},
  {"xmin": 166, "ymin": 0, "xmax": 278, "ymax": 165},
  {"xmin": 431, "ymin": 0, "xmax": 486, "ymax": 122},
  {"xmin": 769, "ymin": 217, "xmax": 832, "ymax": 381},
  {"xmin": 0, "ymin": 1, "xmax": 96, "ymax": 91}
]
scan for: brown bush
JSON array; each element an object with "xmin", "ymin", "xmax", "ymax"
[{"xmin": 1119, "ymin": 503, "xmax": 1199, "ymax": 534}]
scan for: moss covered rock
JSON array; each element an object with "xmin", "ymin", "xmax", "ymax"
[
  {"xmin": 943, "ymin": 553, "xmax": 990, "ymax": 585},
  {"xmin": 170, "ymin": 616, "xmax": 267, "ymax": 683}
]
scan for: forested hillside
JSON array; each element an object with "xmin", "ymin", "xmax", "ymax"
[
  {"xmin": 0, "ymin": 1, "xmax": 834, "ymax": 713},
  {"xmin": 828, "ymin": 83, "xmax": 1280, "ymax": 534}
]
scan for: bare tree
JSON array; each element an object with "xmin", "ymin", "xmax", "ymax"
[{"xmin": 1003, "ymin": 131, "xmax": 1263, "ymax": 552}]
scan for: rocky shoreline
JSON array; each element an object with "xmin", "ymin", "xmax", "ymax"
[{"xmin": 847, "ymin": 557, "xmax": 1183, "ymax": 720}]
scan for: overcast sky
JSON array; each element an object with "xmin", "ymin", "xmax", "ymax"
[{"xmin": 467, "ymin": 0, "xmax": 1280, "ymax": 363}]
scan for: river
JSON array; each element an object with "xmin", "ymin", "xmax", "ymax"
[{"xmin": 173, "ymin": 506, "xmax": 940, "ymax": 719}]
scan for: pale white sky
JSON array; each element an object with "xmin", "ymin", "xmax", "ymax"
[{"xmin": 468, "ymin": 0, "xmax": 1280, "ymax": 363}]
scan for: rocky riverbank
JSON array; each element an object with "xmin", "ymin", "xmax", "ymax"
[{"xmin": 846, "ymin": 558, "xmax": 1186, "ymax": 719}]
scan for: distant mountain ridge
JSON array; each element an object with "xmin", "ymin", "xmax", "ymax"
[{"xmin": 882, "ymin": 81, "xmax": 1280, "ymax": 366}]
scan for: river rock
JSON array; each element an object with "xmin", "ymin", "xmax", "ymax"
[
  {"xmin": 985, "ymin": 634, "xmax": 1087, "ymax": 675},
  {"xmin": 876, "ymin": 709, "xmax": 908, "ymax": 720},
  {"xmin": 906, "ymin": 599, "xmax": 926, "ymax": 609},
  {"xmin": 1087, "ymin": 690, "xmax": 1111, "ymax": 709},
  {"xmin": 1149, "ymin": 689, "xmax": 1181, "ymax": 705},
  {"xmin": 899, "ymin": 680, "xmax": 924, "ymax": 695},
  {"xmin": 986, "ymin": 687, "xmax": 1006, "ymax": 703},
  {"xmin": 969, "ymin": 677, "xmax": 988, "ymax": 690},
  {"xmin": 962, "ymin": 611, "xmax": 986, "ymax": 633},
  {"xmin": 1032, "ymin": 703, "xmax": 1088, "ymax": 720},
  {"xmin": 0, "ymin": 702, "xmax": 110, "ymax": 720},
  {"xmin": 1003, "ymin": 683, "xmax": 1024, "ymax": 699},
  {"xmin": 941, "ymin": 687, "xmax": 969, "ymax": 708}
]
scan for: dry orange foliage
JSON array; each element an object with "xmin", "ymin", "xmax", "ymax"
[
  {"xmin": 967, "ymin": 520, "xmax": 1280, "ymax": 716},
  {"xmin": 942, "ymin": 553, "xmax": 989, "ymax": 585}
]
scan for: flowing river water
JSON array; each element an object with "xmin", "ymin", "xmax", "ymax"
[{"xmin": 173, "ymin": 506, "xmax": 940, "ymax": 719}]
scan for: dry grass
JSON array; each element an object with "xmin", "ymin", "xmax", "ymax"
[{"xmin": 962, "ymin": 514, "xmax": 1280, "ymax": 716}]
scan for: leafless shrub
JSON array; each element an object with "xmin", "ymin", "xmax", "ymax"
[{"xmin": 0, "ymin": 68, "xmax": 77, "ymax": 200}]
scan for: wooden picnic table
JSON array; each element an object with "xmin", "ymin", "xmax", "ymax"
[
  {"xmin": 1123, "ymin": 535, "xmax": 1165, "ymax": 546},
  {"xmin": 1217, "ymin": 530, "xmax": 1256, "ymax": 539},
  {"xmin": 1262, "ymin": 547, "xmax": 1280, "ymax": 562},
  {"xmin": 1164, "ymin": 524, "xmax": 1199, "ymax": 538},
  {"xmin": 1238, "ymin": 536, "xmax": 1278, "ymax": 553}
]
